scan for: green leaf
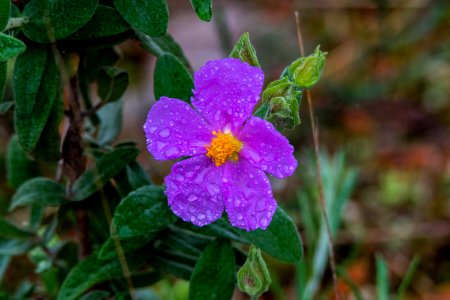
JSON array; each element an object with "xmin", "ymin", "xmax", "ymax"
[
  {"xmin": 0, "ymin": 33, "xmax": 26, "ymax": 62},
  {"xmin": 98, "ymin": 234, "xmax": 155, "ymax": 260},
  {"xmin": 0, "ymin": 100, "xmax": 13, "ymax": 114},
  {"xmin": 189, "ymin": 239, "xmax": 236, "ymax": 300},
  {"xmin": 97, "ymin": 99, "xmax": 123, "ymax": 146},
  {"xmin": 57, "ymin": 249, "xmax": 148, "ymax": 300},
  {"xmin": 190, "ymin": 0, "xmax": 213, "ymax": 22},
  {"xmin": 72, "ymin": 147, "xmax": 139, "ymax": 201},
  {"xmin": 14, "ymin": 46, "xmax": 60, "ymax": 151},
  {"xmin": 0, "ymin": 255, "xmax": 10, "ymax": 283},
  {"xmin": 396, "ymin": 255, "xmax": 420, "ymax": 300},
  {"xmin": 0, "ymin": 217, "xmax": 34, "ymax": 239},
  {"xmin": 113, "ymin": 185, "xmax": 177, "ymax": 238},
  {"xmin": 0, "ymin": 61, "xmax": 6, "ymax": 102},
  {"xmin": 154, "ymin": 53, "xmax": 193, "ymax": 102},
  {"xmin": 376, "ymin": 254, "xmax": 390, "ymax": 300},
  {"xmin": 30, "ymin": 92, "xmax": 63, "ymax": 162},
  {"xmin": 115, "ymin": 0, "xmax": 168, "ymax": 37},
  {"xmin": 238, "ymin": 207, "xmax": 303, "ymax": 263},
  {"xmin": 82, "ymin": 47, "xmax": 120, "ymax": 83},
  {"xmin": 0, "ymin": 238, "xmax": 33, "ymax": 255},
  {"xmin": 67, "ymin": 5, "xmax": 129, "ymax": 40},
  {"xmin": 10, "ymin": 177, "xmax": 67, "ymax": 210},
  {"xmin": 0, "ymin": 0, "xmax": 10, "ymax": 31},
  {"xmin": 79, "ymin": 291, "xmax": 110, "ymax": 300},
  {"xmin": 134, "ymin": 31, "xmax": 191, "ymax": 71},
  {"xmin": 6, "ymin": 135, "xmax": 40, "ymax": 189},
  {"xmin": 229, "ymin": 32, "xmax": 260, "ymax": 67},
  {"xmin": 23, "ymin": 0, "xmax": 99, "ymax": 42},
  {"xmin": 97, "ymin": 67, "xmax": 129, "ymax": 103}
]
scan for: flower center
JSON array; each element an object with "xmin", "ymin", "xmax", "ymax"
[{"xmin": 206, "ymin": 131, "xmax": 242, "ymax": 166}]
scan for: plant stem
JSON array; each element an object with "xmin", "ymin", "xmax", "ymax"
[{"xmin": 295, "ymin": 11, "xmax": 340, "ymax": 300}]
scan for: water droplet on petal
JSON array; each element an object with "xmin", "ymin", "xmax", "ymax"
[
  {"xmin": 156, "ymin": 141, "xmax": 167, "ymax": 151},
  {"xmin": 234, "ymin": 198, "xmax": 241, "ymax": 207},
  {"xmin": 197, "ymin": 213, "xmax": 206, "ymax": 220},
  {"xmin": 188, "ymin": 194, "xmax": 198, "ymax": 202},
  {"xmin": 159, "ymin": 128, "xmax": 171, "ymax": 138},
  {"xmin": 214, "ymin": 110, "xmax": 221, "ymax": 121},
  {"xmin": 165, "ymin": 146, "xmax": 180, "ymax": 157},
  {"xmin": 257, "ymin": 200, "xmax": 265, "ymax": 210},
  {"xmin": 260, "ymin": 216, "xmax": 268, "ymax": 227},
  {"xmin": 169, "ymin": 121, "xmax": 175, "ymax": 127},
  {"xmin": 148, "ymin": 126, "xmax": 157, "ymax": 134},
  {"xmin": 175, "ymin": 174, "xmax": 184, "ymax": 182},
  {"xmin": 237, "ymin": 212, "xmax": 243, "ymax": 220}
]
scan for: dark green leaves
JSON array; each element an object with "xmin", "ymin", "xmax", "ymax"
[
  {"xmin": 67, "ymin": 5, "xmax": 129, "ymax": 40},
  {"xmin": 189, "ymin": 239, "xmax": 236, "ymax": 300},
  {"xmin": 0, "ymin": 61, "xmax": 6, "ymax": 101},
  {"xmin": 190, "ymin": 0, "xmax": 213, "ymax": 22},
  {"xmin": 135, "ymin": 31, "xmax": 191, "ymax": 71},
  {"xmin": 23, "ymin": 0, "xmax": 99, "ymax": 42},
  {"xmin": 57, "ymin": 250, "xmax": 145, "ymax": 300},
  {"xmin": 230, "ymin": 32, "xmax": 260, "ymax": 67},
  {"xmin": 71, "ymin": 147, "xmax": 139, "ymax": 201},
  {"xmin": 0, "ymin": 0, "xmax": 10, "ymax": 30},
  {"xmin": 112, "ymin": 185, "xmax": 177, "ymax": 238},
  {"xmin": 0, "ymin": 33, "xmax": 26, "ymax": 61},
  {"xmin": 154, "ymin": 53, "xmax": 193, "ymax": 102},
  {"xmin": 115, "ymin": 0, "xmax": 168, "ymax": 37},
  {"xmin": 6, "ymin": 135, "xmax": 39, "ymax": 188},
  {"xmin": 239, "ymin": 207, "xmax": 303, "ymax": 264},
  {"xmin": 14, "ymin": 46, "xmax": 60, "ymax": 151},
  {"xmin": 0, "ymin": 217, "xmax": 34, "ymax": 239},
  {"xmin": 97, "ymin": 67, "xmax": 129, "ymax": 103},
  {"xmin": 10, "ymin": 177, "xmax": 67, "ymax": 210}
]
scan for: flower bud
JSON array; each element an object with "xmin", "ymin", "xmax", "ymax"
[
  {"xmin": 237, "ymin": 246, "xmax": 271, "ymax": 299},
  {"xmin": 261, "ymin": 77, "xmax": 302, "ymax": 129},
  {"xmin": 289, "ymin": 46, "xmax": 326, "ymax": 89},
  {"xmin": 230, "ymin": 32, "xmax": 260, "ymax": 67}
]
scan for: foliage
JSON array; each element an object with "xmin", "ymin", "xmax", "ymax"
[{"xmin": 0, "ymin": 1, "xmax": 321, "ymax": 299}]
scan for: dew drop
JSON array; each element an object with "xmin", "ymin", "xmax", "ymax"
[
  {"xmin": 159, "ymin": 128, "xmax": 171, "ymax": 138},
  {"xmin": 188, "ymin": 194, "xmax": 198, "ymax": 202},
  {"xmin": 156, "ymin": 141, "xmax": 167, "ymax": 151},
  {"xmin": 237, "ymin": 212, "xmax": 243, "ymax": 220},
  {"xmin": 169, "ymin": 121, "xmax": 175, "ymax": 127},
  {"xmin": 165, "ymin": 146, "xmax": 180, "ymax": 157},
  {"xmin": 260, "ymin": 216, "xmax": 268, "ymax": 227},
  {"xmin": 197, "ymin": 213, "xmax": 206, "ymax": 220},
  {"xmin": 175, "ymin": 174, "xmax": 184, "ymax": 182},
  {"xmin": 188, "ymin": 204, "xmax": 196, "ymax": 213},
  {"xmin": 257, "ymin": 200, "xmax": 265, "ymax": 210},
  {"xmin": 214, "ymin": 110, "xmax": 221, "ymax": 121},
  {"xmin": 234, "ymin": 198, "xmax": 241, "ymax": 207},
  {"xmin": 148, "ymin": 126, "xmax": 157, "ymax": 134}
]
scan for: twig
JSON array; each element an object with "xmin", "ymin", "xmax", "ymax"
[{"xmin": 295, "ymin": 11, "xmax": 340, "ymax": 300}]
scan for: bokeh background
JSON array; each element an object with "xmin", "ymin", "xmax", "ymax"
[{"xmin": 1, "ymin": 0, "xmax": 450, "ymax": 299}]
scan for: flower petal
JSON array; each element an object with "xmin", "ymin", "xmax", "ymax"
[
  {"xmin": 165, "ymin": 155, "xmax": 225, "ymax": 226},
  {"xmin": 238, "ymin": 117, "xmax": 297, "ymax": 178},
  {"xmin": 192, "ymin": 58, "xmax": 264, "ymax": 131},
  {"xmin": 144, "ymin": 97, "xmax": 213, "ymax": 160},
  {"xmin": 222, "ymin": 160, "xmax": 277, "ymax": 231}
]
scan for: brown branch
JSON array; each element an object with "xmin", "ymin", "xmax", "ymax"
[{"xmin": 295, "ymin": 11, "xmax": 340, "ymax": 300}]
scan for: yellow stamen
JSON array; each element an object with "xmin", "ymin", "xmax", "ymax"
[{"xmin": 206, "ymin": 131, "xmax": 242, "ymax": 166}]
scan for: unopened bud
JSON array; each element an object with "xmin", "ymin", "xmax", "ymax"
[
  {"xmin": 230, "ymin": 32, "xmax": 260, "ymax": 67},
  {"xmin": 237, "ymin": 246, "xmax": 271, "ymax": 299},
  {"xmin": 289, "ymin": 46, "xmax": 326, "ymax": 89}
]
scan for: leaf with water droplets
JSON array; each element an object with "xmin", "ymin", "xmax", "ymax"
[
  {"xmin": 154, "ymin": 53, "xmax": 193, "ymax": 102},
  {"xmin": 112, "ymin": 185, "xmax": 177, "ymax": 238}
]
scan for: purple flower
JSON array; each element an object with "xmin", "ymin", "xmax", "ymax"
[{"xmin": 143, "ymin": 58, "xmax": 297, "ymax": 231}]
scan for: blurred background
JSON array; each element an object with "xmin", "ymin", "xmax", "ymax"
[{"xmin": 1, "ymin": 0, "xmax": 450, "ymax": 299}]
